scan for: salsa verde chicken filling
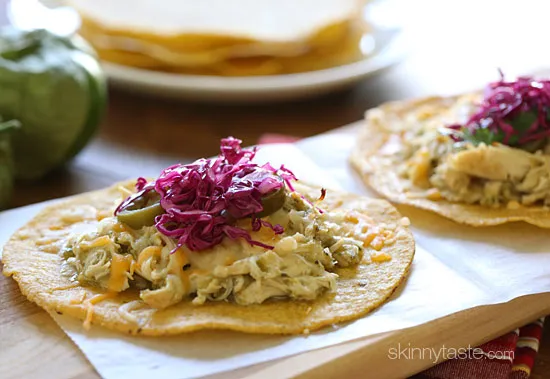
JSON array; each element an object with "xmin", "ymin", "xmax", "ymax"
[
  {"xmin": 61, "ymin": 138, "xmax": 368, "ymax": 309},
  {"xmin": 401, "ymin": 75, "xmax": 550, "ymax": 208}
]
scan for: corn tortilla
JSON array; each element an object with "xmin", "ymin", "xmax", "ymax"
[
  {"xmin": 72, "ymin": 0, "xmax": 366, "ymax": 76},
  {"xmin": 69, "ymin": 0, "xmax": 360, "ymax": 46},
  {"xmin": 350, "ymin": 95, "xmax": 550, "ymax": 228},
  {"xmin": 2, "ymin": 182, "xmax": 414, "ymax": 335},
  {"xmin": 93, "ymin": 40, "xmax": 364, "ymax": 76},
  {"xmin": 78, "ymin": 17, "xmax": 354, "ymax": 62},
  {"xmin": 81, "ymin": 21, "xmax": 365, "ymax": 76}
]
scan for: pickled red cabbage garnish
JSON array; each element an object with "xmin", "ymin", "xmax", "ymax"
[
  {"xmin": 116, "ymin": 137, "xmax": 296, "ymax": 252},
  {"xmin": 447, "ymin": 72, "xmax": 550, "ymax": 148}
]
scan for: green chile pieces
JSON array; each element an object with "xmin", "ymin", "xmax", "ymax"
[
  {"xmin": 256, "ymin": 186, "xmax": 286, "ymax": 218},
  {"xmin": 0, "ymin": 28, "xmax": 106, "ymax": 180},
  {"xmin": 117, "ymin": 203, "xmax": 164, "ymax": 230},
  {"xmin": 116, "ymin": 184, "xmax": 287, "ymax": 230},
  {"xmin": 117, "ymin": 190, "xmax": 164, "ymax": 229}
]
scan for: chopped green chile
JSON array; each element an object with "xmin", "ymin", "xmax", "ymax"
[
  {"xmin": 256, "ymin": 185, "xmax": 286, "ymax": 218},
  {"xmin": 116, "ymin": 189, "xmax": 164, "ymax": 229},
  {"xmin": 116, "ymin": 183, "xmax": 287, "ymax": 230},
  {"xmin": 117, "ymin": 202, "xmax": 164, "ymax": 229},
  {"xmin": 129, "ymin": 273, "xmax": 153, "ymax": 290}
]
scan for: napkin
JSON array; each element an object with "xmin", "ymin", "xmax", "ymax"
[{"xmin": 414, "ymin": 318, "xmax": 545, "ymax": 379}]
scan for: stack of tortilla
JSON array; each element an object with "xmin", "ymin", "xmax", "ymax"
[{"xmin": 68, "ymin": 0, "xmax": 368, "ymax": 76}]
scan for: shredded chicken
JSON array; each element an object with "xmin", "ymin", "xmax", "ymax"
[
  {"xmin": 398, "ymin": 96, "xmax": 550, "ymax": 207},
  {"xmin": 63, "ymin": 191, "xmax": 367, "ymax": 308}
]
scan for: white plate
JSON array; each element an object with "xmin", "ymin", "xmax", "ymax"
[{"xmin": 8, "ymin": 0, "xmax": 407, "ymax": 102}]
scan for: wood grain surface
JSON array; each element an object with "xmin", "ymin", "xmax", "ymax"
[{"xmin": 1, "ymin": 0, "xmax": 550, "ymax": 378}]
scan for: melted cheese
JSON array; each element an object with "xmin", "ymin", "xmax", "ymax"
[
  {"xmin": 96, "ymin": 210, "xmax": 112, "ymax": 221},
  {"xmin": 118, "ymin": 300, "xmax": 144, "ymax": 325},
  {"xmin": 137, "ymin": 246, "xmax": 162, "ymax": 267},
  {"xmin": 107, "ymin": 253, "xmax": 133, "ymax": 292},
  {"xmin": 371, "ymin": 251, "xmax": 392, "ymax": 262},
  {"xmin": 83, "ymin": 293, "xmax": 116, "ymax": 330},
  {"xmin": 363, "ymin": 232, "xmax": 377, "ymax": 247},
  {"xmin": 370, "ymin": 236, "xmax": 385, "ymax": 251},
  {"xmin": 81, "ymin": 235, "xmax": 112, "ymax": 249},
  {"xmin": 113, "ymin": 222, "xmax": 130, "ymax": 233},
  {"xmin": 70, "ymin": 291, "xmax": 87, "ymax": 305},
  {"xmin": 185, "ymin": 238, "xmax": 256, "ymax": 271},
  {"xmin": 168, "ymin": 248, "xmax": 190, "ymax": 292},
  {"xmin": 47, "ymin": 283, "xmax": 80, "ymax": 293},
  {"xmin": 345, "ymin": 214, "xmax": 360, "ymax": 224}
]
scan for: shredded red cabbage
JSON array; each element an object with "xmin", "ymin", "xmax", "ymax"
[
  {"xmin": 448, "ymin": 71, "xmax": 550, "ymax": 147},
  {"xmin": 126, "ymin": 137, "xmax": 296, "ymax": 252},
  {"xmin": 135, "ymin": 177, "xmax": 149, "ymax": 191}
]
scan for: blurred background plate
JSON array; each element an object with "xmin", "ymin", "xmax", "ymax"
[{"xmin": 8, "ymin": 0, "xmax": 407, "ymax": 102}]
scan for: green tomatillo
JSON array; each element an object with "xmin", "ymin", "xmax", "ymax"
[{"xmin": 0, "ymin": 27, "xmax": 107, "ymax": 180}]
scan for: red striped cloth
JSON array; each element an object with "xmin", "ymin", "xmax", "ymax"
[
  {"xmin": 257, "ymin": 134, "xmax": 546, "ymax": 379},
  {"xmin": 414, "ymin": 319, "xmax": 545, "ymax": 379}
]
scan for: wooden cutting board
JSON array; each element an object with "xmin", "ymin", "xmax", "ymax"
[{"xmin": 1, "ymin": 263, "xmax": 549, "ymax": 379}]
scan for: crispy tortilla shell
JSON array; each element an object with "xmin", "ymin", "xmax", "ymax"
[
  {"xmin": 350, "ymin": 95, "xmax": 550, "ymax": 228},
  {"xmin": 2, "ymin": 182, "xmax": 414, "ymax": 335}
]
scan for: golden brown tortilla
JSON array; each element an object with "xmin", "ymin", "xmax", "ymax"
[
  {"xmin": 350, "ymin": 95, "xmax": 550, "ymax": 228},
  {"xmin": 2, "ymin": 182, "xmax": 414, "ymax": 335}
]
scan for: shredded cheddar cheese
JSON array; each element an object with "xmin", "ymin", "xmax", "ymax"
[
  {"xmin": 113, "ymin": 222, "xmax": 129, "ymax": 233},
  {"xmin": 426, "ymin": 188, "xmax": 442, "ymax": 201},
  {"xmin": 382, "ymin": 229, "xmax": 394, "ymax": 239},
  {"xmin": 407, "ymin": 147, "xmax": 431, "ymax": 186},
  {"xmin": 96, "ymin": 210, "xmax": 112, "ymax": 221},
  {"xmin": 137, "ymin": 246, "xmax": 162, "ymax": 267},
  {"xmin": 370, "ymin": 236, "xmax": 385, "ymax": 251},
  {"xmin": 345, "ymin": 214, "xmax": 360, "ymax": 224},
  {"xmin": 371, "ymin": 251, "xmax": 392, "ymax": 262},
  {"xmin": 83, "ymin": 293, "xmax": 116, "ymax": 330},
  {"xmin": 363, "ymin": 232, "xmax": 377, "ymax": 247},
  {"xmin": 80, "ymin": 235, "xmax": 112, "ymax": 250}
]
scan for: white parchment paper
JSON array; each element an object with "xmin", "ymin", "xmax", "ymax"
[{"xmin": 1, "ymin": 135, "xmax": 550, "ymax": 379}]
